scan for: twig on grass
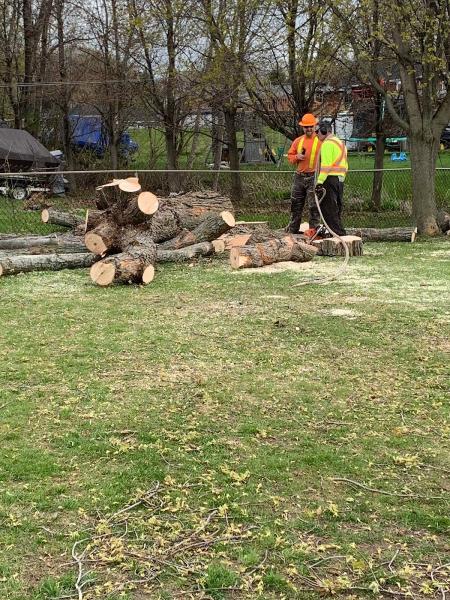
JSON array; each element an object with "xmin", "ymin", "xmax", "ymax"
[
  {"xmin": 71, "ymin": 538, "xmax": 90, "ymax": 600},
  {"xmin": 331, "ymin": 477, "xmax": 446, "ymax": 500},
  {"xmin": 387, "ymin": 549, "xmax": 400, "ymax": 573}
]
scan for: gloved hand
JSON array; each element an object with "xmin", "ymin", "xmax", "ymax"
[{"xmin": 315, "ymin": 183, "xmax": 325, "ymax": 193}]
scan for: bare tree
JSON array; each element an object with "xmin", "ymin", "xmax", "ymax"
[
  {"xmin": 128, "ymin": 0, "xmax": 199, "ymax": 190},
  {"xmin": 0, "ymin": 0, "xmax": 22, "ymax": 127},
  {"xmin": 22, "ymin": 0, "xmax": 54, "ymax": 133},
  {"xmin": 330, "ymin": 0, "xmax": 450, "ymax": 234},
  {"xmin": 245, "ymin": 0, "xmax": 341, "ymax": 140}
]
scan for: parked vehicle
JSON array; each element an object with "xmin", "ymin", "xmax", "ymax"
[
  {"xmin": 0, "ymin": 128, "xmax": 66, "ymax": 200},
  {"xmin": 69, "ymin": 115, "xmax": 138, "ymax": 157}
]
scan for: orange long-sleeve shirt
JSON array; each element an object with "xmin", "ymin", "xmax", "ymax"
[{"xmin": 287, "ymin": 134, "xmax": 321, "ymax": 174}]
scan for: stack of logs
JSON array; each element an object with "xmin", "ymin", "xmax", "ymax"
[{"xmin": 82, "ymin": 179, "xmax": 237, "ymax": 285}]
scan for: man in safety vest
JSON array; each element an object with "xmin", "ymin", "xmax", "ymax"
[
  {"xmin": 286, "ymin": 113, "xmax": 321, "ymax": 233},
  {"xmin": 314, "ymin": 121, "xmax": 348, "ymax": 236}
]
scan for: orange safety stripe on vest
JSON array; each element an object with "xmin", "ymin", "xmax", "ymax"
[
  {"xmin": 297, "ymin": 135, "xmax": 319, "ymax": 170},
  {"xmin": 320, "ymin": 137, "xmax": 347, "ymax": 173}
]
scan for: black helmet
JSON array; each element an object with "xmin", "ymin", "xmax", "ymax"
[{"xmin": 317, "ymin": 120, "xmax": 332, "ymax": 135}]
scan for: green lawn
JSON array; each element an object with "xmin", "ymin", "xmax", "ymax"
[{"xmin": 0, "ymin": 240, "xmax": 449, "ymax": 599}]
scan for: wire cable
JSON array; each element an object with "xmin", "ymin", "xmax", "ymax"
[{"xmin": 294, "ymin": 186, "xmax": 350, "ymax": 286}]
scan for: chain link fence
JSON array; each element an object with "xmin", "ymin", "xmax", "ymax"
[{"xmin": 0, "ymin": 168, "xmax": 449, "ymax": 234}]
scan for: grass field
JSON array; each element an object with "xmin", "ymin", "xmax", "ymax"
[{"xmin": 0, "ymin": 240, "xmax": 449, "ymax": 599}]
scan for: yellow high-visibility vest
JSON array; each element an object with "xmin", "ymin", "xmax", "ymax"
[
  {"xmin": 297, "ymin": 135, "xmax": 320, "ymax": 171},
  {"xmin": 317, "ymin": 136, "xmax": 348, "ymax": 184}
]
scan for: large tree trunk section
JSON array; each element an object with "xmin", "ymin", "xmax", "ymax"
[
  {"xmin": 41, "ymin": 208, "xmax": 84, "ymax": 229},
  {"xmin": 159, "ymin": 211, "xmax": 235, "ymax": 250},
  {"xmin": 313, "ymin": 236, "xmax": 363, "ymax": 257},
  {"xmin": 0, "ymin": 253, "xmax": 97, "ymax": 276},
  {"xmin": 90, "ymin": 247, "xmax": 156, "ymax": 286},
  {"xmin": 223, "ymin": 105, "xmax": 242, "ymax": 206},
  {"xmin": 346, "ymin": 227, "xmax": 417, "ymax": 242},
  {"xmin": 230, "ymin": 236, "xmax": 317, "ymax": 269},
  {"xmin": 113, "ymin": 192, "xmax": 159, "ymax": 226},
  {"xmin": 85, "ymin": 221, "xmax": 120, "ymax": 255},
  {"xmin": 95, "ymin": 184, "xmax": 121, "ymax": 210},
  {"xmin": 409, "ymin": 135, "xmax": 440, "ymax": 235},
  {"xmin": 122, "ymin": 192, "xmax": 159, "ymax": 224},
  {"xmin": 148, "ymin": 207, "xmax": 182, "ymax": 243},
  {"xmin": 157, "ymin": 242, "xmax": 216, "ymax": 263}
]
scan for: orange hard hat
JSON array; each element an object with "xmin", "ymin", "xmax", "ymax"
[{"xmin": 298, "ymin": 113, "xmax": 318, "ymax": 127}]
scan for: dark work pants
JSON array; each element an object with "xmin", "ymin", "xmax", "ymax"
[
  {"xmin": 321, "ymin": 176, "xmax": 346, "ymax": 236},
  {"xmin": 286, "ymin": 172, "xmax": 320, "ymax": 233}
]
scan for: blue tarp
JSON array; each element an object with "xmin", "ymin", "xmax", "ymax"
[{"xmin": 69, "ymin": 115, "xmax": 138, "ymax": 156}]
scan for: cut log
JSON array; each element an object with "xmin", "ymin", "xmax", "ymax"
[
  {"xmin": 157, "ymin": 242, "xmax": 216, "ymax": 263},
  {"xmin": 114, "ymin": 192, "xmax": 159, "ymax": 226},
  {"xmin": 0, "ymin": 234, "xmax": 58, "ymax": 250},
  {"xmin": 0, "ymin": 233, "xmax": 88, "ymax": 253},
  {"xmin": 90, "ymin": 242, "xmax": 156, "ymax": 286},
  {"xmin": 159, "ymin": 211, "xmax": 235, "ymax": 250},
  {"xmin": 345, "ymin": 227, "xmax": 416, "ymax": 242},
  {"xmin": 41, "ymin": 208, "xmax": 84, "ymax": 229},
  {"xmin": 0, "ymin": 253, "xmax": 97, "ymax": 276},
  {"xmin": 230, "ymin": 235, "xmax": 317, "ymax": 269},
  {"xmin": 313, "ymin": 236, "xmax": 363, "ymax": 257},
  {"xmin": 85, "ymin": 221, "xmax": 120, "ymax": 255},
  {"xmin": 211, "ymin": 239, "xmax": 226, "ymax": 253}
]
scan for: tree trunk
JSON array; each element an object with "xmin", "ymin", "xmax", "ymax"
[
  {"xmin": 165, "ymin": 126, "xmax": 180, "ymax": 192},
  {"xmin": 211, "ymin": 108, "xmax": 225, "ymax": 191},
  {"xmin": 223, "ymin": 106, "xmax": 242, "ymax": 205},
  {"xmin": 346, "ymin": 227, "xmax": 417, "ymax": 241},
  {"xmin": 0, "ymin": 253, "xmax": 97, "ymax": 276},
  {"xmin": 230, "ymin": 236, "xmax": 317, "ymax": 269},
  {"xmin": 371, "ymin": 136, "xmax": 385, "ymax": 210},
  {"xmin": 186, "ymin": 109, "xmax": 202, "ymax": 170},
  {"xmin": 409, "ymin": 135, "xmax": 440, "ymax": 235}
]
